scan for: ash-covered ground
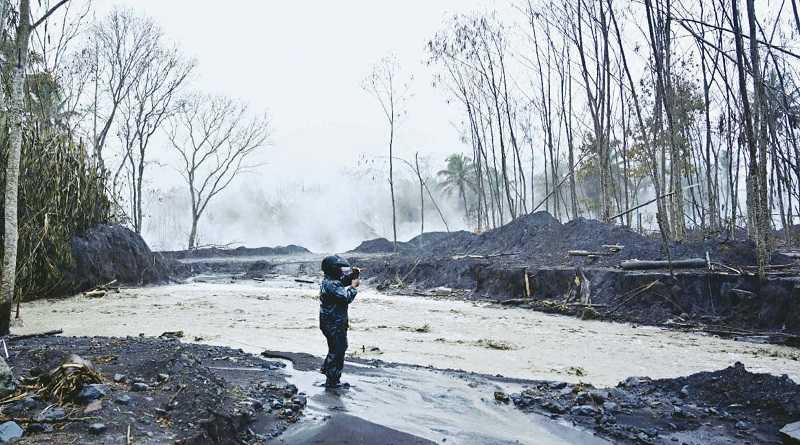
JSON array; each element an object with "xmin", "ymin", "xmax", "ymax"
[
  {"xmin": 6, "ymin": 214, "xmax": 800, "ymax": 444},
  {"xmin": 350, "ymin": 212, "xmax": 800, "ymax": 341}
]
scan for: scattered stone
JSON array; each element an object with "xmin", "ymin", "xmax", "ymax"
[
  {"xmin": 84, "ymin": 400, "xmax": 103, "ymax": 414},
  {"xmin": 113, "ymin": 373, "xmax": 127, "ymax": 383},
  {"xmin": 283, "ymin": 384, "xmax": 298, "ymax": 397},
  {"xmin": 622, "ymin": 377, "xmax": 645, "ymax": 388},
  {"xmin": 542, "ymin": 400, "xmax": 567, "ymax": 414},
  {"xmin": 88, "ymin": 423, "xmax": 106, "ymax": 434},
  {"xmin": 157, "ymin": 373, "xmax": 170, "ymax": 382},
  {"xmin": 735, "ymin": 420, "xmax": 751, "ymax": 430},
  {"xmin": 548, "ymin": 381, "xmax": 568, "ymax": 390},
  {"xmin": 570, "ymin": 405, "xmax": 600, "ymax": 417},
  {"xmin": 0, "ymin": 421, "xmax": 23, "ymax": 443},
  {"xmin": 26, "ymin": 423, "xmax": 52, "ymax": 434},
  {"xmin": 494, "ymin": 391, "xmax": 510, "ymax": 403},
  {"xmin": 292, "ymin": 395, "xmax": 307, "ymax": 407},
  {"xmin": 0, "ymin": 359, "xmax": 16, "ymax": 398},
  {"xmin": 780, "ymin": 421, "xmax": 800, "ymax": 444},
  {"xmin": 131, "ymin": 382, "xmax": 149, "ymax": 392},
  {"xmin": 113, "ymin": 394, "xmax": 132, "ymax": 405},
  {"xmin": 77, "ymin": 383, "xmax": 108, "ymax": 403},
  {"xmin": 602, "ymin": 401, "xmax": 618, "ymax": 412},
  {"xmin": 590, "ymin": 390, "xmax": 609, "ymax": 403},
  {"xmin": 679, "ymin": 385, "xmax": 690, "ymax": 398},
  {"xmin": 575, "ymin": 391, "xmax": 592, "ymax": 405},
  {"xmin": 35, "ymin": 406, "xmax": 65, "ymax": 422},
  {"xmin": 271, "ymin": 399, "xmax": 283, "ymax": 410}
]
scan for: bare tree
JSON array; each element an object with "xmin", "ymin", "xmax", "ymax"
[
  {"xmin": 114, "ymin": 33, "xmax": 195, "ymax": 233},
  {"xmin": 90, "ymin": 7, "xmax": 161, "ymax": 172},
  {"xmin": 363, "ymin": 54, "xmax": 410, "ymax": 251},
  {"xmin": 1, "ymin": 0, "xmax": 73, "ymax": 335},
  {"xmin": 167, "ymin": 95, "xmax": 270, "ymax": 249}
]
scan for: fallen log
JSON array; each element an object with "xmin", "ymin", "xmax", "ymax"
[
  {"xmin": 5, "ymin": 329, "xmax": 63, "ymax": 343},
  {"xmin": 568, "ymin": 250, "xmax": 613, "ymax": 257},
  {"xmin": 294, "ymin": 279, "xmax": 315, "ymax": 284},
  {"xmin": 620, "ymin": 258, "xmax": 707, "ymax": 270},
  {"xmin": 83, "ymin": 290, "xmax": 106, "ymax": 298}
]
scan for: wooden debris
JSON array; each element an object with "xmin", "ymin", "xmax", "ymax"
[
  {"xmin": 6, "ymin": 329, "xmax": 63, "ymax": 343},
  {"xmin": 620, "ymin": 258, "xmax": 707, "ymax": 270},
  {"xmin": 568, "ymin": 250, "xmax": 612, "ymax": 257},
  {"xmin": 294, "ymin": 279, "xmax": 315, "ymax": 284},
  {"xmin": 83, "ymin": 290, "xmax": 106, "ymax": 298},
  {"xmin": 523, "ymin": 269, "xmax": 531, "ymax": 299},
  {"xmin": 606, "ymin": 280, "xmax": 661, "ymax": 315}
]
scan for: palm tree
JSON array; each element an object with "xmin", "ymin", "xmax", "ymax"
[{"xmin": 438, "ymin": 153, "xmax": 475, "ymax": 222}]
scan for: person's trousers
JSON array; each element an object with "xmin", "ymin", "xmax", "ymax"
[{"xmin": 320, "ymin": 319, "xmax": 348, "ymax": 385}]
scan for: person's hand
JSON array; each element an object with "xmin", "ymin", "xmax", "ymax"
[{"xmin": 351, "ymin": 279, "xmax": 360, "ymax": 288}]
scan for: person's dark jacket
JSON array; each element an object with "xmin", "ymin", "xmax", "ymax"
[{"xmin": 319, "ymin": 277, "xmax": 357, "ymax": 325}]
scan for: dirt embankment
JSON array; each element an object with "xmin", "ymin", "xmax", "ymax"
[
  {"xmin": 507, "ymin": 362, "xmax": 800, "ymax": 445},
  {"xmin": 350, "ymin": 212, "xmax": 800, "ymax": 338},
  {"xmin": 2, "ymin": 335, "xmax": 304, "ymax": 444}
]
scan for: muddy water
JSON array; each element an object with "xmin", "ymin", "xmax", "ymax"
[
  {"xmin": 14, "ymin": 275, "xmax": 800, "ymax": 443},
  {"xmin": 16, "ymin": 276, "xmax": 798, "ymax": 386},
  {"xmin": 275, "ymin": 360, "xmax": 612, "ymax": 445}
]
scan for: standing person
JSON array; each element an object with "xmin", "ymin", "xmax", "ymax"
[{"xmin": 319, "ymin": 255, "xmax": 360, "ymax": 388}]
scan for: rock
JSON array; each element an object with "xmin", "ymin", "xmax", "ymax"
[
  {"xmin": 283, "ymin": 384, "xmax": 298, "ymax": 397},
  {"xmin": 0, "ymin": 422, "xmax": 23, "ymax": 443},
  {"xmin": 621, "ymin": 377, "xmax": 646, "ymax": 388},
  {"xmin": 679, "ymin": 385, "xmax": 690, "ymax": 398},
  {"xmin": 78, "ymin": 384, "xmax": 108, "ymax": 403},
  {"xmin": 84, "ymin": 400, "xmax": 102, "ymax": 414},
  {"xmin": 292, "ymin": 395, "xmax": 307, "ymax": 407},
  {"xmin": 113, "ymin": 373, "xmax": 127, "ymax": 383},
  {"xmin": 26, "ymin": 423, "xmax": 52, "ymax": 434},
  {"xmin": 602, "ymin": 401, "xmax": 618, "ymax": 412},
  {"xmin": 494, "ymin": 391, "xmax": 510, "ymax": 403},
  {"xmin": 570, "ymin": 405, "xmax": 600, "ymax": 417},
  {"xmin": 88, "ymin": 423, "xmax": 106, "ymax": 434},
  {"xmin": 157, "ymin": 373, "xmax": 170, "ymax": 382},
  {"xmin": 131, "ymin": 382, "xmax": 149, "ymax": 392},
  {"xmin": 271, "ymin": 399, "xmax": 283, "ymax": 410},
  {"xmin": 114, "ymin": 394, "xmax": 132, "ymax": 405},
  {"xmin": 548, "ymin": 381, "xmax": 568, "ymax": 390},
  {"xmin": 432, "ymin": 287, "xmax": 453, "ymax": 296},
  {"xmin": 590, "ymin": 390, "xmax": 609, "ymax": 403},
  {"xmin": 542, "ymin": 400, "xmax": 567, "ymax": 414},
  {"xmin": 575, "ymin": 391, "xmax": 592, "ymax": 405},
  {"xmin": 35, "ymin": 407, "xmax": 65, "ymax": 422},
  {"xmin": 780, "ymin": 421, "xmax": 800, "ymax": 444},
  {"xmin": 735, "ymin": 420, "xmax": 751, "ymax": 430},
  {"xmin": 0, "ymin": 359, "xmax": 15, "ymax": 398}
]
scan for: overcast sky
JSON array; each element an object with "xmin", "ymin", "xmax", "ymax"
[
  {"xmin": 85, "ymin": 1, "xmax": 526, "ymax": 250},
  {"xmin": 94, "ymin": 0, "xmax": 514, "ymax": 182}
]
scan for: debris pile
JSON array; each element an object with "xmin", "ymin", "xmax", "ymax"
[
  {"xmin": 509, "ymin": 362, "xmax": 800, "ymax": 445},
  {"xmin": 351, "ymin": 211, "xmax": 800, "ymax": 338},
  {"xmin": 1, "ymin": 335, "xmax": 304, "ymax": 444}
]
